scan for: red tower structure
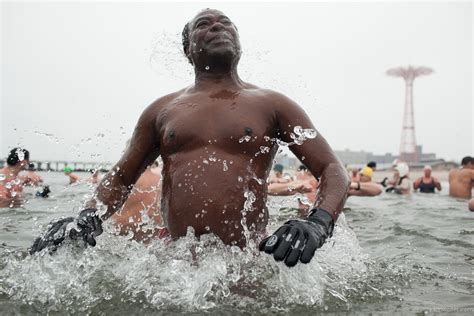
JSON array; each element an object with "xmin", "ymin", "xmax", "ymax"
[{"xmin": 386, "ymin": 65, "xmax": 433, "ymax": 163}]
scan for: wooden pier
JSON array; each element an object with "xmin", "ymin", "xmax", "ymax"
[{"xmin": 0, "ymin": 159, "xmax": 113, "ymax": 172}]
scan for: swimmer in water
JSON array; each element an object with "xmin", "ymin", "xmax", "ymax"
[
  {"xmin": 112, "ymin": 161, "xmax": 163, "ymax": 241},
  {"xmin": 268, "ymin": 163, "xmax": 291, "ymax": 184},
  {"xmin": 63, "ymin": 166, "xmax": 80, "ymax": 184},
  {"xmin": 0, "ymin": 148, "xmax": 30, "ymax": 208},
  {"xmin": 385, "ymin": 163, "xmax": 411, "ymax": 195},
  {"xmin": 413, "ymin": 165, "xmax": 441, "ymax": 193},
  {"xmin": 359, "ymin": 161, "xmax": 376, "ymax": 183},
  {"xmin": 87, "ymin": 169, "xmax": 102, "ymax": 185},
  {"xmin": 448, "ymin": 156, "xmax": 474, "ymax": 199},
  {"xmin": 30, "ymin": 9, "xmax": 350, "ymax": 268}
]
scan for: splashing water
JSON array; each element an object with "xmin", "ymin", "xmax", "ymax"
[
  {"xmin": 290, "ymin": 126, "xmax": 317, "ymax": 145},
  {"xmin": 0, "ymin": 213, "xmax": 370, "ymax": 313}
]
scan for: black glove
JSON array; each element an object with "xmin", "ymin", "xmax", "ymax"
[
  {"xmin": 259, "ymin": 208, "xmax": 334, "ymax": 267},
  {"xmin": 35, "ymin": 185, "xmax": 51, "ymax": 198},
  {"xmin": 29, "ymin": 208, "xmax": 103, "ymax": 254},
  {"xmin": 385, "ymin": 187, "xmax": 395, "ymax": 193}
]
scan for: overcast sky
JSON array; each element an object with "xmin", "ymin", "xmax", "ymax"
[{"xmin": 1, "ymin": 1, "xmax": 472, "ymax": 163}]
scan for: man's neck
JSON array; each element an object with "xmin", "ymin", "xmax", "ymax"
[{"xmin": 194, "ymin": 66, "xmax": 243, "ymax": 90}]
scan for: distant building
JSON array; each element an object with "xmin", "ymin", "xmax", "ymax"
[{"xmin": 334, "ymin": 149, "xmax": 369, "ymax": 166}]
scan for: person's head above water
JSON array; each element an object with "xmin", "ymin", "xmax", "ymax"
[
  {"xmin": 460, "ymin": 156, "xmax": 473, "ymax": 168},
  {"xmin": 273, "ymin": 163, "xmax": 284, "ymax": 175},
  {"xmin": 6, "ymin": 147, "xmax": 30, "ymax": 167},
  {"xmin": 394, "ymin": 163, "xmax": 409, "ymax": 178},
  {"xmin": 367, "ymin": 161, "xmax": 377, "ymax": 170},
  {"xmin": 423, "ymin": 165, "xmax": 432, "ymax": 177},
  {"xmin": 182, "ymin": 9, "xmax": 241, "ymax": 71},
  {"xmin": 63, "ymin": 166, "xmax": 73, "ymax": 174}
]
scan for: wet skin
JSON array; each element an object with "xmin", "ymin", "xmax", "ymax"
[{"xmin": 90, "ymin": 9, "xmax": 349, "ymax": 248}]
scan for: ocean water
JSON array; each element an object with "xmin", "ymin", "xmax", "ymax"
[{"xmin": 0, "ymin": 172, "xmax": 473, "ymax": 314}]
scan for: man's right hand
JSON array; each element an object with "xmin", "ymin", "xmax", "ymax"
[{"xmin": 29, "ymin": 208, "xmax": 103, "ymax": 254}]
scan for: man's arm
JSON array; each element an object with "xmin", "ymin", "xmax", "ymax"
[
  {"xmin": 348, "ymin": 182, "xmax": 382, "ymax": 197},
  {"xmin": 433, "ymin": 177, "xmax": 442, "ymax": 191},
  {"xmin": 267, "ymin": 181, "xmax": 312, "ymax": 196},
  {"xmin": 273, "ymin": 93, "xmax": 350, "ymax": 220},
  {"xmin": 259, "ymin": 92, "xmax": 349, "ymax": 267},
  {"xmin": 87, "ymin": 104, "xmax": 161, "ymax": 220}
]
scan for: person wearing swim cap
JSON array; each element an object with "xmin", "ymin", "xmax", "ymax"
[
  {"xmin": 359, "ymin": 161, "xmax": 376, "ymax": 183},
  {"xmin": 0, "ymin": 148, "xmax": 30, "ymax": 208},
  {"xmin": 63, "ymin": 166, "xmax": 80, "ymax": 184},
  {"xmin": 413, "ymin": 165, "xmax": 441, "ymax": 193},
  {"xmin": 385, "ymin": 163, "xmax": 411, "ymax": 195},
  {"xmin": 30, "ymin": 9, "xmax": 350, "ymax": 268}
]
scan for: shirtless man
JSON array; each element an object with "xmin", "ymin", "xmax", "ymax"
[
  {"xmin": 63, "ymin": 166, "xmax": 80, "ymax": 184},
  {"xmin": 0, "ymin": 148, "xmax": 30, "ymax": 208},
  {"xmin": 30, "ymin": 9, "xmax": 350, "ymax": 268},
  {"xmin": 448, "ymin": 156, "xmax": 474, "ymax": 199},
  {"xmin": 112, "ymin": 161, "xmax": 162, "ymax": 241},
  {"xmin": 413, "ymin": 165, "xmax": 441, "ymax": 193}
]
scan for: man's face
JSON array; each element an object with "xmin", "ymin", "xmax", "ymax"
[
  {"xmin": 187, "ymin": 9, "xmax": 241, "ymax": 65},
  {"xmin": 424, "ymin": 169, "xmax": 431, "ymax": 177}
]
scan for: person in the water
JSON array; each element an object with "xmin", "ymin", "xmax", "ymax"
[
  {"xmin": 112, "ymin": 161, "xmax": 163, "ymax": 242},
  {"xmin": 63, "ymin": 166, "xmax": 80, "ymax": 184},
  {"xmin": 87, "ymin": 169, "xmax": 102, "ymax": 185},
  {"xmin": 0, "ymin": 148, "xmax": 30, "ymax": 208},
  {"xmin": 268, "ymin": 163, "xmax": 291, "ymax": 184},
  {"xmin": 359, "ymin": 161, "xmax": 376, "ymax": 183},
  {"xmin": 385, "ymin": 163, "xmax": 411, "ymax": 195},
  {"xmin": 30, "ymin": 9, "xmax": 350, "ymax": 267},
  {"xmin": 448, "ymin": 156, "xmax": 473, "ymax": 199},
  {"xmin": 413, "ymin": 165, "xmax": 441, "ymax": 193}
]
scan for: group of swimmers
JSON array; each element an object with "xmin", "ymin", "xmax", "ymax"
[{"xmin": 266, "ymin": 157, "xmax": 474, "ymax": 213}]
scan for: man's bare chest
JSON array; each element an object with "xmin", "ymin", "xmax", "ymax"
[{"xmin": 157, "ymin": 96, "xmax": 278, "ymax": 155}]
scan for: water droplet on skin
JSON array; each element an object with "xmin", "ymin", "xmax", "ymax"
[
  {"xmin": 238, "ymin": 176, "xmax": 243, "ymax": 182},
  {"xmin": 239, "ymin": 135, "xmax": 251, "ymax": 143},
  {"xmin": 205, "ymin": 66, "xmax": 210, "ymax": 70},
  {"xmin": 223, "ymin": 160, "xmax": 228, "ymax": 171}
]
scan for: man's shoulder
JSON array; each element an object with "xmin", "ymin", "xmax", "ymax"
[{"xmin": 148, "ymin": 89, "xmax": 187, "ymax": 109}]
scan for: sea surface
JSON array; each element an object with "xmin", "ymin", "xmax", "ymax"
[{"xmin": 0, "ymin": 172, "xmax": 473, "ymax": 315}]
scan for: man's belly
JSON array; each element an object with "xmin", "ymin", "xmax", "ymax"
[{"xmin": 161, "ymin": 157, "xmax": 269, "ymax": 247}]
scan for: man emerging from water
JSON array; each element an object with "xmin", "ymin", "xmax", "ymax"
[{"xmin": 30, "ymin": 9, "xmax": 350, "ymax": 267}]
